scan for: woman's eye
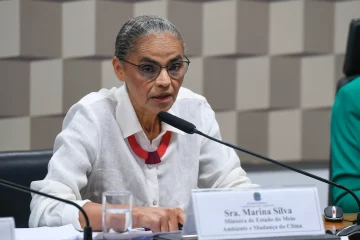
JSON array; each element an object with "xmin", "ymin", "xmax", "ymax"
[
  {"xmin": 140, "ymin": 64, "xmax": 156, "ymax": 73},
  {"xmin": 168, "ymin": 62, "xmax": 183, "ymax": 71}
]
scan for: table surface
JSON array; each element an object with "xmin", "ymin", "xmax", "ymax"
[
  {"xmin": 13, "ymin": 214, "xmax": 356, "ymax": 240},
  {"xmin": 324, "ymin": 213, "xmax": 356, "ymax": 231}
]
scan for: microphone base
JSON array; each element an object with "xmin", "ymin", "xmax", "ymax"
[
  {"xmin": 336, "ymin": 224, "xmax": 360, "ymax": 237},
  {"xmin": 83, "ymin": 226, "xmax": 93, "ymax": 240},
  {"xmin": 336, "ymin": 212, "xmax": 360, "ymax": 237}
]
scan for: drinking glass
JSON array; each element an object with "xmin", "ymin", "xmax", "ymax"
[{"xmin": 102, "ymin": 191, "xmax": 133, "ymax": 237}]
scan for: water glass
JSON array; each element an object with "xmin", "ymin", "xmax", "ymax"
[{"xmin": 102, "ymin": 191, "xmax": 133, "ymax": 237}]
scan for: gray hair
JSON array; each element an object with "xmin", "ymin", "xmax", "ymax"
[{"xmin": 114, "ymin": 15, "xmax": 185, "ymax": 59}]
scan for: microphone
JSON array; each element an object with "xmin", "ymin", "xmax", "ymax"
[
  {"xmin": 0, "ymin": 179, "xmax": 92, "ymax": 240},
  {"xmin": 158, "ymin": 111, "xmax": 360, "ymax": 237},
  {"xmin": 158, "ymin": 111, "xmax": 196, "ymax": 134}
]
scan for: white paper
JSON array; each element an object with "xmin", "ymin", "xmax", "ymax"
[
  {"xmin": 15, "ymin": 225, "xmax": 152, "ymax": 240},
  {"xmin": 15, "ymin": 225, "xmax": 82, "ymax": 240}
]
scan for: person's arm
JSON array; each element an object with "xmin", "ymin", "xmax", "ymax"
[
  {"xmin": 331, "ymin": 82, "xmax": 360, "ymax": 213},
  {"xmin": 197, "ymin": 102, "xmax": 256, "ymax": 189},
  {"xmin": 29, "ymin": 103, "xmax": 100, "ymax": 230}
]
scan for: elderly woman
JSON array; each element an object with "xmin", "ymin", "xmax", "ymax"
[{"xmin": 29, "ymin": 15, "xmax": 254, "ymax": 232}]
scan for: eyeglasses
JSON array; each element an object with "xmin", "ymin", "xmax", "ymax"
[{"xmin": 117, "ymin": 56, "xmax": 190, "ymax": 81}]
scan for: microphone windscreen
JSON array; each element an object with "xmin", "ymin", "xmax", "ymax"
[{"xmin": 158, "ymin": 111, "xmax": 196, "ymax": 134}]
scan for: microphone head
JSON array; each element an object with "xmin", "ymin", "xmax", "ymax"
[{"xmin": 158, "ymin": 111, "xmax": 196, "ymax": 134}]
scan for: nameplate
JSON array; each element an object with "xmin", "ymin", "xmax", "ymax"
[
  {"xmin": 183, "ymin": 186, "xmax": 324, "ymax": 240},
  {"xmin": 0, "ymin": 217, "xmax": 15, "ymax": 240}
]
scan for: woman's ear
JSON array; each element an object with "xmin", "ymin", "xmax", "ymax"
[{"xmin": 112, "ymin": 56, "xmax": 125, "ymax": 82}]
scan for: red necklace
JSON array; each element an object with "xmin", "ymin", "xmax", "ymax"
[{"xmin": 128, "ymin": 131, "xmax": 172, "ymax": 165}]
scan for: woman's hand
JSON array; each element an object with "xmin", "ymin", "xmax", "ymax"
[{"xmin": 132, "ymin": 206, "xmax": 185, "ymax": 232}]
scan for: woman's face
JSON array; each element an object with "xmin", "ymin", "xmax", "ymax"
[{"xmin": 113, "ymin": 33, "xmax": 186, "ymax": 115}]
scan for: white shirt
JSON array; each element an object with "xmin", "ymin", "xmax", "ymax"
[{"xmin": 29, "ymin": 86, "xmax": 255, "ymax": 230}]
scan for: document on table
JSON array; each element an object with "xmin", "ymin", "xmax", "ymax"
[
  {"xmin": 14, "ymin": 225, "xmax": 349, "ymax": 240},
  {"xmin": 15, "ymin": 224, "xmax": 153, "ymax": 240}
]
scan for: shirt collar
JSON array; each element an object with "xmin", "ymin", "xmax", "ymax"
[{"xmin": 115, "ymin": 85, "xmax": 185, "ymax": 139}]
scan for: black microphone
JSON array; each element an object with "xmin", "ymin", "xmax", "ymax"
[
  {"xmin": 158, "ymin": 111, "xmax": 360, "ymax": 237},
  {"xmin": 158, "ymin": 111, "xmax": 196, "ymax": 134},
  {"xmin": 0, "ymin": 179, "xmax": 92, "ymax": 240}
]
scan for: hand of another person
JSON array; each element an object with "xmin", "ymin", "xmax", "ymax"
[{"xmin": 132, "ymin": 206, "xmax": 185, "ymax": 232}]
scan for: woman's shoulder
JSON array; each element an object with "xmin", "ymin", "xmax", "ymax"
[
  {"xmin": 176, "ymin": 87, "xmax": 208, "ymax": 106},
  {"xmin": 67, "ymin": 87, "xmax": 121, "ymax": 118},
  {"xmin": 175, "ymin": 87, "xmax": 214, "ymax": 114},
  {"xmin": 337, "ymin": 76, "xmax": 360, "ymax": 98},
  {"xmin": 77, "ymin": 87, "xmax": 119, "ymax": 106},
  {"xmin": 174, "ymin": 87, "xmax": 215, "ymax": 126},
  {"xmin": 334, "ymin": 76, "xmax": 360, "ymax": 114}
]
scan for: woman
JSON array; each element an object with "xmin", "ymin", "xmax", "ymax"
[
  {"xmin": 331, "ymin": 76, "xmax": 360, "ymax": 213},
  {"xmin": 29, "ymin": 15, "xmax": 255, "ymax": 232}
]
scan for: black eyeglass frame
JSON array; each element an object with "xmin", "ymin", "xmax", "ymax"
[{"xmin": 116, "ymin": 55, "xmax": 191, "ymax": 81}]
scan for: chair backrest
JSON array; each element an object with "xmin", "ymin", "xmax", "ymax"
[
  {"xmin": 343, "ymin": 18, "xmax": 360, "ymax": 79},
  {"xmin": 0, "ymin": 149, "xmax": 52, "ymax": 228},
  {"xmin": 329, "ymin": 18, "xmax": 360, "ymax": 206},
  {"xmin": 336, "ymin": 17, "xmax": 360, "ymax": 94}
]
